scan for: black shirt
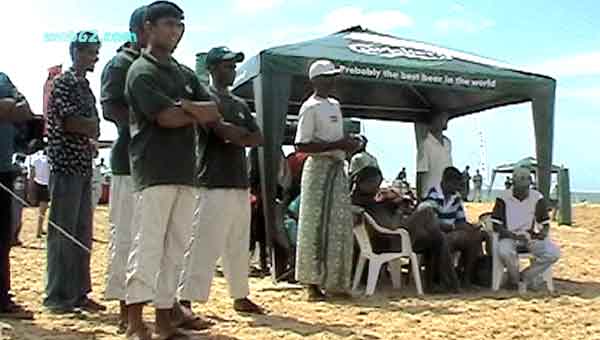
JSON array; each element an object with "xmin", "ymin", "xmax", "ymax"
[
  {"xmin": 100, "ymin": 43, "xmax": 140, "ymax": 175},
  {"xmin": 126, "ymin": 51, "xmax": 209, "ymax": 191},
  {"xmin": 197, "ymin": 87, "xmax": 259, "ymax": 189}
]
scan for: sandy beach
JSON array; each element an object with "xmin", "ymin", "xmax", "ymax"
[{"xmin": 1, "ymin": 203, "xmax": 599, "ymax": 340}]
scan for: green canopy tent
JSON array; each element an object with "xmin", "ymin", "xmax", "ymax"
[
  {"xmin": 489, "ymin": 156, "xmax": 562, "ymax": 190},
  {"xmin": 226, "ymin": 26, "xmax": 556, "ymax": 272}
]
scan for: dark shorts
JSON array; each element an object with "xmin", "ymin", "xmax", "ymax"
[{"xmin": 34, "ymin": 182, "xmax": 50, "ymax": 203}]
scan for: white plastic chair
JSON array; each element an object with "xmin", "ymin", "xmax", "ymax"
[
  {"xmin": 479, "ymin": 213, "xmax": 554, "ymax": 292},
  {"xmin": 352, "ymin": 212, "xmax": 424, "ymax": 296}
]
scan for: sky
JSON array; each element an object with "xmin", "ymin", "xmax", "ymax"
[{"xmin": 0, "ymin": 0, "xmax": 598, "ymax": 191}]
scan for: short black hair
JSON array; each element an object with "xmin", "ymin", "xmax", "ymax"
[
  {"xmin": 145, "ymin": 1, "xmax": 184, "ymax": 23},
  {"xmin": 442, "ymin": 166, "xmax": 463, "ymax": 182},
  {"xmin": 129, "ymin": 6, "xmax": 148, "ymax": 32},
  {"xmin": 69, "ymin": 31, "xmax": 101, "ymax": 61}
]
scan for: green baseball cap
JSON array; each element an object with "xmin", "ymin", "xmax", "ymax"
[{"xmin": 205, "ymin": 46, "xmax": 244, "ymax": 68}]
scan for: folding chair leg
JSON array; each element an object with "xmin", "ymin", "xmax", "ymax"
[
  {"xmin": 365, "ymin": 260, "xmax": 382, "ymax": 296},
  {"xmin": 492, "ymin": 254, "xmax": 503, "ymax": 291},
  {"xmin": 544, "ymin": 267, "xmax": 554, "ymax": 292},
  {"xmin": 353, "ymin": 256, "xmax": 367, "ymax": 292},
  {"xmin": 410, "ymin": 253, "xmax": 424, "ymax": 295},
  {"xmin": 388, "ymin": 260, "xmax": 402, "ymax": 289}
]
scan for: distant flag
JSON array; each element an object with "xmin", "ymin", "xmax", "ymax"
[{"xmin": 43, "ymin": 64, "xmax": 62, "ymax": 135}]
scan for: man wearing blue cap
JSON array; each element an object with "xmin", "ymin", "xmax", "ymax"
[
  {"xmin": 177, "ymin": 46, "xmax": 265, "ymax": 316},
  {"xmin": 100, "ymin": 5, "xmax": 147, "ymax": 332}
]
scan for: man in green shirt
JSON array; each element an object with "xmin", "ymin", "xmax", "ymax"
[
  {"xmin": 178, "ymin": 46, "xmax": 265, "ymax": 317},
  {"xmin": 100, "ymin": 5, "xmax": 146, "ymax": 333},
  {"xmin": 123, "ymin": 2, "xmax": 221, "ymax": 339}
]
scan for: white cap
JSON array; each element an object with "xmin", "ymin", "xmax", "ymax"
[{"xmin": 309, "ymin": 60, "xmax": 341, "ymax": 80}]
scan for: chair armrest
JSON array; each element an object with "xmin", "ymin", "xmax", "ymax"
[
  {"xmin": 363, "ymin": 212, "xmax": 413, "ymax": 253},
  {"xmin": 363, "ymin": 213, "xmax": 405, "ymax": 235}
]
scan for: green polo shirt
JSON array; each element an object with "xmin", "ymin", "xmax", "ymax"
[
  {"xmin": 125, "ymin": 51, "xmax": 209, "ymax": 191},
  {"xmin": 100, "ymin": 44, "xmax": 140, "ymax": 175},
  {"xmin": 197, "ymin": 87, "xmax": 259, "ymax": 189}
]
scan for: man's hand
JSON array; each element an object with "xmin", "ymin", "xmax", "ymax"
[
  {"xmin": 0, "ymin": 98, "xmax": 34, "ymax": 122},
  {"xmin": 181, "ymin": 100, "xmax": 222, "ymax": 125},
  {"xmin": 455, "ymin": 222, "xmax": 478, "ymax": 232},
  {"xmin": 530, "ymin": 226, "xmax": 549, "ymax": 240},
  {"xmin": 14, "ymin": 100, "xmax": 34, "ymax": 120},
  {"xmin": 514, "ymin": 233, "xmax": 530, "ymax": 243},
  {"xmin": 64, "ymin": 116, "xmax": 99, "ymax": 138},
  {"xmin": 338, "ymin": 136, "xmax": 361, "ymax": 153}
]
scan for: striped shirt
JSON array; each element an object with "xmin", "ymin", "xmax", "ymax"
[{"xmin": 418, "ymin": 187, "xmax": 467, "ymax": 225}]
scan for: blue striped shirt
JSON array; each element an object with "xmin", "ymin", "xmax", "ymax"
[{"xmin": 418, "ymin": 187, "xmax": 467, "ymax": 225}]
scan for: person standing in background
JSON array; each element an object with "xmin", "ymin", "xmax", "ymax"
[
  {"xmin": 472, "ymin": 169, "xmax": 483, "ymax": 203},
  {"xmin": 462, "ymin": 165, "xmax": 471, "ymax": 202},
  {"xmin": 29, "ymin": 144, "xmax": 51, "ymax": 238},
  {"xmin": 44, "ymin": 30, "xmax": 105, "ymax": 314},
  {"xmin": 416, "ymin": 112, "xmax": 453, "ymax": 199}
]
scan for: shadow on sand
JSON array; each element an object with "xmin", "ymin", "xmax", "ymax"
[{"xmin": 247, "ymin": 313, "xmax": 360, "ymax": 338}]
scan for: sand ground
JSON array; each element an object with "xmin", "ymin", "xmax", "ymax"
[{"xmin": 1, "ymin": 203, "xmax": 600, "ymax": 340}]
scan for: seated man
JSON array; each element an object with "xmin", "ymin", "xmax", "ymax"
[
  {"xmin": 351, "ymin": 166, "xmax": 459, "ymax": 293},
  {"xmin": 491, "ymin": 166, "xmax": 560, "ymax": 290},
  {"xmin": 348, "ymin": 135, "xmax": 379, "ymax": 179},
  {"xmin": 419, "ymin": 166, "xmax": 486, "ymax": 288}
]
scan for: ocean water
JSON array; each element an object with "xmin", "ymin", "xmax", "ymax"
[{"xmin": 475, "ymin": 190, "xmax": 600, "ymax": 204}]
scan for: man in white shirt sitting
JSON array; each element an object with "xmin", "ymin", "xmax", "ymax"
[
  {"xmin": 417, "ymin": 112, "xmax": 452, "ymax": 198},
  {"xmin": 491, "ymin": 166, "xmax": 560, "ymax": 290}
]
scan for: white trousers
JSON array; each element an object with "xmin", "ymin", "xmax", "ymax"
[
  {"xmin": 498, "ymin": 236, "xmax": 560, "ymax": 286},
  {"xmin": 105, "ymin": 175, "xmax": 136, "ymax": 301},
  {"xmin": 178, "ymin": 188, "xmax": 251, "ymax": 302},
  {"xmin": 125, "ymin": 185, "xmax": 198, "ymax": 309}
]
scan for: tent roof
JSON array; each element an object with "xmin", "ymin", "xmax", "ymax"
[
  {"xmin": 233, "ymin": 26, "xmax": 555, "ymax": 122},
  {"xmin": 493, "ymin": 157, "xmax": 563, "ymax": 174}
]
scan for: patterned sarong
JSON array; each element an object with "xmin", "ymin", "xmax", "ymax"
[{"xmin": 295, "ymin": 155, "xmax": 354, "ymax": 292}]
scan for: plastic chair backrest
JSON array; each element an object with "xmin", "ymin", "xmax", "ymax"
[
  {"xmin": 363, "ymin": 212, "xmax": 413, "ymax": 255},
  {"xmin": 353, "ymin": 223, "xmax": 374, "ymax": 256}
]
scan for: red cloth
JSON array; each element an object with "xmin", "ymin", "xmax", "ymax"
[
  {"xmin": 287, "ymin": 152, "xmax": 308, "ymax": 181},
  {"xmin": 43, "ymin": 65, "xmax": 62, "ymax": 135}
]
